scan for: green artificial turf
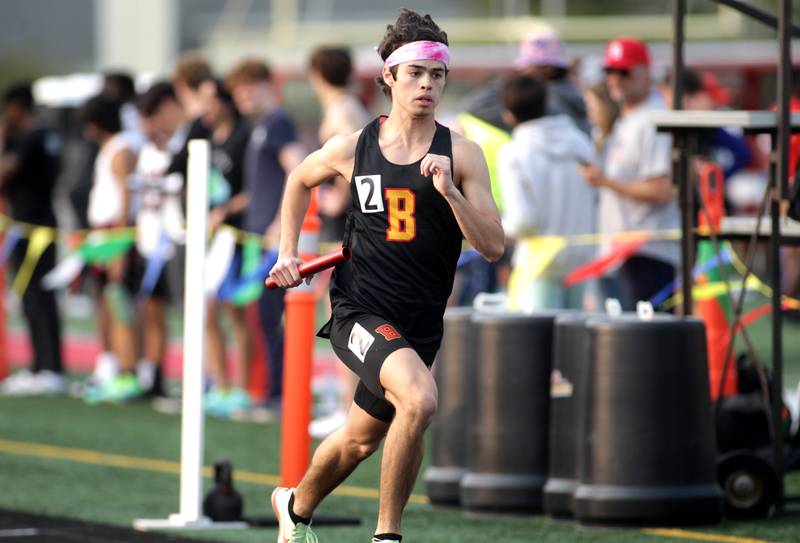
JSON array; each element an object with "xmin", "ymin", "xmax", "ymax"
[{"xmin": 1, "ymin": 396, "xmax": 800, "ymax": 543}]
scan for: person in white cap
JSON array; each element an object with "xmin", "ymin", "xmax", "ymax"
[{"xmin": 460, "ymin": 29, "xmax": 589, "ymax": 134}]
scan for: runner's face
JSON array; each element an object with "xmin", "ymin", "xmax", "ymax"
[{"xmin": 385, "ymin": 59, "xmax": 446, "ymax": 116}]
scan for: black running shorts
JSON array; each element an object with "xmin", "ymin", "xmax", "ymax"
[{"xmin": 319, "ymin": 313, "xmax": 437, "ymax": 422}]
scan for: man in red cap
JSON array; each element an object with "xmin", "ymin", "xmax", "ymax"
[{"xmin": 579, "ymin": 37, "xmax": 679, "ymax": 310}]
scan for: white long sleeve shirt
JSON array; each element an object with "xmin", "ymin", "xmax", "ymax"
[{"xmin": 498, "ymin": 114, "xmax": 597, "ymax": 278}]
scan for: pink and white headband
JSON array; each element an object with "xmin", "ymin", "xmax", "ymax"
[{"xmin": 382, "ymin": 40, "xmax": 450, "ymax": 69}]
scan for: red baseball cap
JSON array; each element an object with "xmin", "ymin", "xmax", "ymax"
[{"xmin": 604, "ymin": 37, "xmax": 651, "ymax": 70}]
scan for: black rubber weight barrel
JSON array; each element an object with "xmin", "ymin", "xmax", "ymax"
[
  {"xmin": 543, "ymin": 313, "xmax": 592, "ymax": 518},
  {"xmin": 424, "ymin": 307, "xmax": 476, "ymax": 505},
  {"xmin": 574, "ymin": 315, "xmax": 723, "ymax": 525},
  {"xmin": 461, "ymin": 312, "xmax": 555, "ymax": 513}
]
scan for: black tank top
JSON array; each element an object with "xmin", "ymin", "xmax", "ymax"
[{"xmin": 329, "ymin": 117, "xmax": 463, "ymax": 348}]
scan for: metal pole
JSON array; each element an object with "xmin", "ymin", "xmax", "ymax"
[
  {"xmin": 671, "ymin": 0, "xmax": 685, "ymax": 111},
  {"xmin": 672, "ymin": 0, "xmax": 693, "ymax": 315},
  {"xmin": 677, "ymin": 135, "xmax": 694, "ymax": 316},
  {"xmin": 770, "ymin": 0, "xmax": 791, "ymax": 517}
]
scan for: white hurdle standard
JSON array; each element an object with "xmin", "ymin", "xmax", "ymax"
[{"xmin": 133, "ymin": 140, "xmax": 247, "ymax": 531}]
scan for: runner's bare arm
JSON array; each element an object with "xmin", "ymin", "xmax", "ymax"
[
  {"xmin": 270, "ymin": 132, "xmax": 358, "ymax": 287},
  {"xmin": 443, "ymin": 136, "xmax": 504, "ymax": 262}
]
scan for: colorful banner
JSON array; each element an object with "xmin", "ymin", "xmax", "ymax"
[
  {"xmin": 230, "ymin": 237, "xmax": 271, "ymax": 306},
  {"xmin": 507, "ymin": 236, "xmax": 567, "ymax": 308},
  {"xmin": 11, "ymin": 228, "xmax": 55, "ymax": 295},
  {"xmin": 137, "ymin": 232, "xmax": 173, "ymax": 298},
  {"xmin": 231, "ymin": 249, "xmax": 278, "ymax": 305},
  {"xmin": 649, "ymin": 248, "xmax": 733, "ymax": 307},
  {"xmin": 205, "ymin": 228, "xmax": 237, "ymax": 296},
  {"xmin": 661, "ymin": 276, "xmax": 763, "ymax": 311},
  {"xmin": 562, "ymin": 237, "xmax": 647, "ymax": 287},
  {"xmin": 0, "ymin": 224, "xmax": 22, "ymax": 267},
  {"xmin": 79, "ymin": 230, "xmax": 135, "ymax": 264},
  {"xmin": 4, "ymin": 211, "xmax": 800, "ymax": 317},
  {"xmin": 41, "ymin": 252, "xmax": 85, "ymax": 290}
]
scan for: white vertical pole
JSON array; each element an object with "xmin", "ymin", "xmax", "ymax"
[
  {"xmin": 134, "ymin": 139, "xmax": 245, "ymax": 533},
  {"xmin": 177, "ymin": 139, "xmax": 209, "ymax": 522}
]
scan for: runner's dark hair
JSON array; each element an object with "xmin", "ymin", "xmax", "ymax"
[{"xmin": 375, "ymin": 8, "xmax": 448, "ymax": 99}]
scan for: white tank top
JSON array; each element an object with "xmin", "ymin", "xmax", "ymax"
[
  {"xmin": 87, "ymin": 133, "xmax": 132, "ymax": 227},
  {"xmin": 133, "ymin": 143, "xmax": 185, "ymax": 258}
]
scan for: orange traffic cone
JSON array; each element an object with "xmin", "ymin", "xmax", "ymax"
[
  {"xmin": 280, "ymin": 189, "xmax": 321, "ymax": 487},
  {"xmin": 697, "ymin": 289, "xmax": 737, "ymax": 400},
  {"xmin": 695, "ymin": 162, "xmax": 737, "ymax": 401}
]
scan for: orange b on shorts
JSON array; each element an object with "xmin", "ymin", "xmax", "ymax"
[{"xmin": 375, "ymin": 324, "xmax": 401, "ymax": 341}]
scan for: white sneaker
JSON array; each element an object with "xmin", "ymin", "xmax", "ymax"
[
  {"xmin": 1, "ymin": 370, "xmax": 65, "ymax": 396},
  {"xmin": 136, "ymin": 359, "xmax": 156, "ymax": 391},
  {"xmin": 1, "ymin": 370, "xmax": 35, "ymax": 395},
  {"xmin": 91, "ymin": 352, "xmax": 119, "ymax": 385},
  {"xmin": 271, "ymin": 487, "xmax": 317, "ymax": 543},
  {"xmin": 28, "ymin": 371, "xmax": 67, "ymax": 395},
  {"xmin": 309, "ymin": 409, "xmax": 347, "ymax": 439}
]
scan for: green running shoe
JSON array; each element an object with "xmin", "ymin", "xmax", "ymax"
[
  {"xmin": 206, "ymin": 388, "xmax": 253, "ymax": 418},
  {"xmin": 204, "ymin": 387, "xmax": 227, "ymax": 416},
  {"xmin": 84, "ymin": 373, "xmax": 142, "ymax": 404}
]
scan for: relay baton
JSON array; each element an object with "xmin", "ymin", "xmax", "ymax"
[{"xmin": 265, "ymin": 247, "xmax": 351, "ymax": 290}]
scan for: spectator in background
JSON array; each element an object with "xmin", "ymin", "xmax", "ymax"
[
  {"xmin": 583, "ymin": 81, "xmax": 619, "ymax": 155},
  {"xmin": 787, "ymin": 67, "xmax": 800, "ymax": 183},
  {"xmin": 81, "ymin": 95, "xmax": 138, "ymax": 389},
  {"xmin": 660, "ymin": 68, "xmax": 751, "ymax": 183},
  {"xmin": 498, "ymin": 74, "xmax": 596, "ymax": 311},
  {"xmin": 513, "ymin": 31, "xmax": 590, "ymax": 134},
  {"xmin": 460, "ymin": 29, "xmax": 589, "ymax": 133},
  {"xmin": 102, "ymin": 71, "xmax": 145, "ymax": 151},
  {"xmin": 227, "ymin": 59, "xmax": 305, "ymax": 411},
  {"xmin": 172, "ymin": 54, "xmax": 215, "ymax": 128},
  {"xmin": 307, "ymin": 46, "xmax": 371, "ymax": 439},
  {"xmin": 130, "ymin": 82, "xmax": 186, "ymax": 401},
  {"xmin": 309, "ymin": 46, "xmax": 371, "ymax": 244},
  {"xmin": 203, "ymin": 79, "xmax": 254, "ymax": 418},
  {"xmin": 165, "ymin": 54, "xmax": 214, "ymax": 306},
  {"xmin": 86, "ymin": 82, "xmax": 184, "ymax": 403},
  {"xmin": 167, "ymin": 54, "xmax": 214, "ymax": 186},
  {"xmin": 582, "ymin": 80, "xmax": 622, "ymax": 307},
  {"xmin": 0, "ymin": 83, "xmax": 65, "ymax": 395},
  {"xmin": 456, "ymin": 30, "xmax": 589, "ymax": 303},
  {"xmin": 777, "ymin": 69, "xmax": 800, "ymax": 298},
  {"xmin": 579, "ymin": 37, "xmax": 679, "ymax": 310}
]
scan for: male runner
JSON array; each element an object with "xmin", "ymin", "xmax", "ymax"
[{"xmin": 268, "ymin": 9, "xmax": 504, "ymax": 543}]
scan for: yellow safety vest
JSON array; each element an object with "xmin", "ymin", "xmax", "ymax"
[{"xmin": 457, "ymin": 112, "xmax": 511, "ymax": 214}]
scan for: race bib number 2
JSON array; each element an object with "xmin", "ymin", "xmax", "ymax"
[{"xmin": 355, "ymin": 175, "xmax": 384, "ymax": 213}]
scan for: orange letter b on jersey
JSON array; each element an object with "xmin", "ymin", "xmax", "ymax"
[{"xmin": 385, "ymin": 188, "xmax": 416, "ymax": 242}]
